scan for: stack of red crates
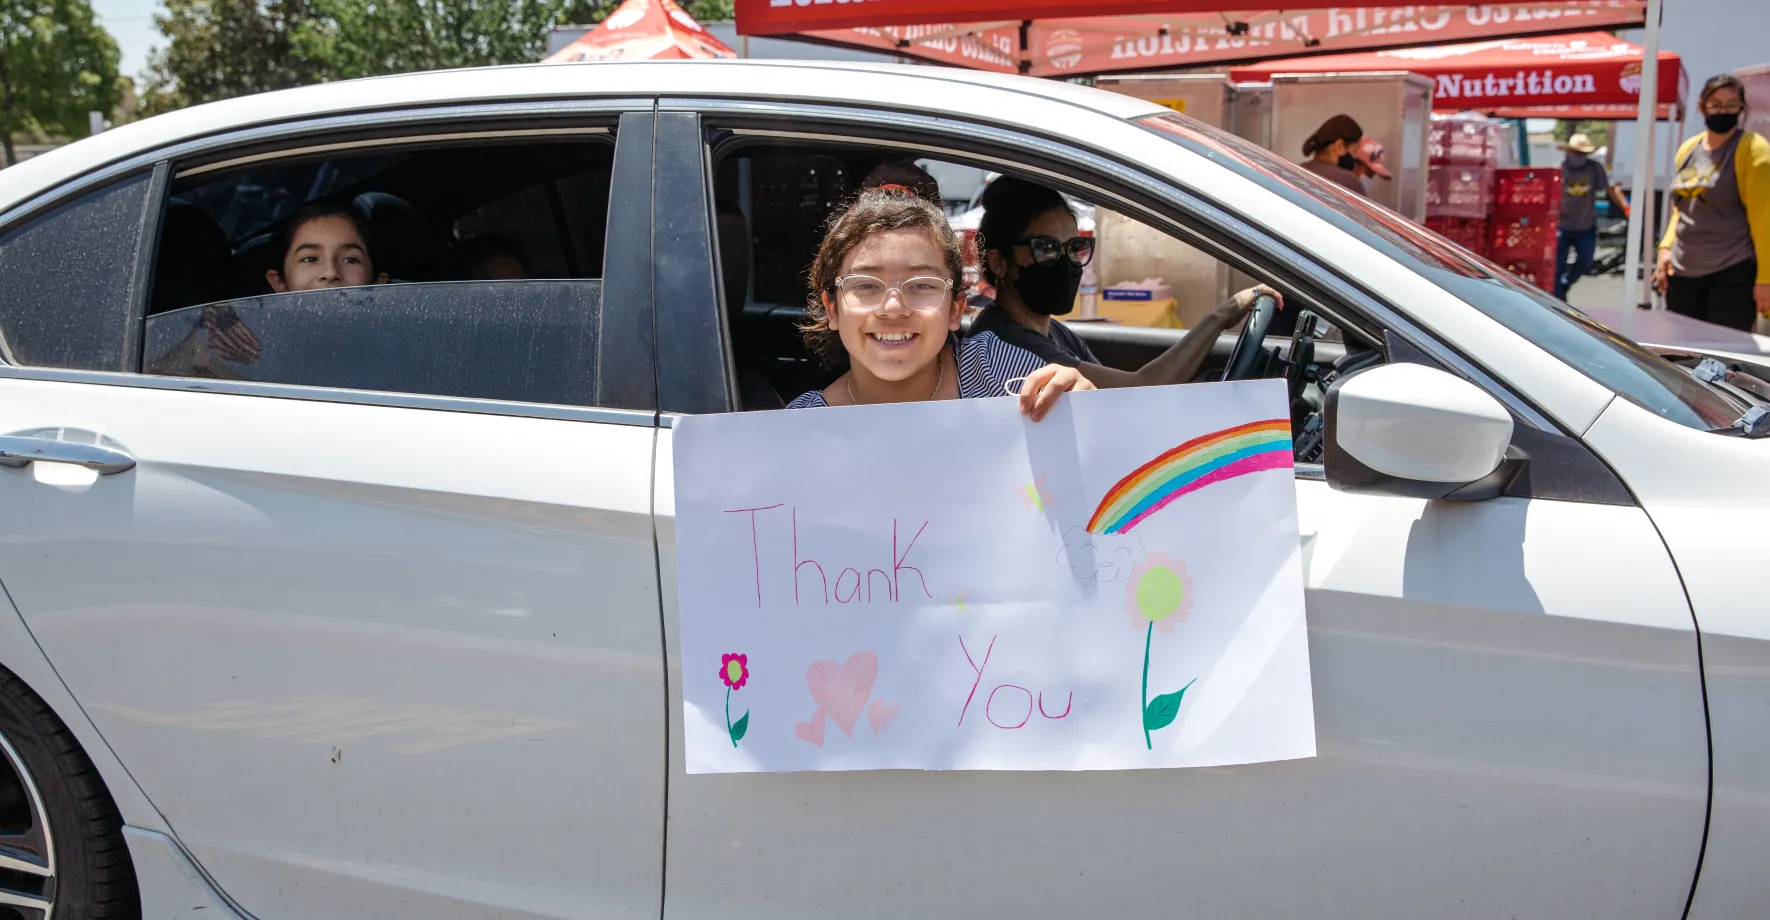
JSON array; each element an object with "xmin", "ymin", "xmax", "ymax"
[
  {"xmin": 1425, "ymin": 114, "xmax": 1498, "ymax": 254},
  {"xmin": 1488, "ymin": 168, "xmax": 1563, "ymax": 292}
]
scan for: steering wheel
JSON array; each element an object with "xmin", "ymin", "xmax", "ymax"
[{"xmin": 1220, "ymin": 294, "xmax": 1279, "ymax": 382}]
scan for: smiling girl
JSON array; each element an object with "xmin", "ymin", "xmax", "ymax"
[{"xmin": 789, "ymin": 186, "xmax": 1092, "ymax": 420}]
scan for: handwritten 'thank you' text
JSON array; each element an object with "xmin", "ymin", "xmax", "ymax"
[{"xmin": 725, "ymin": 504, "xmax": 932, "ymax": 608}]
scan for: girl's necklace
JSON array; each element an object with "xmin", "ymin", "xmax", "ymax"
[{"xmin": 847, "ymin": 355, "xmax": 944, "ymax": 405}]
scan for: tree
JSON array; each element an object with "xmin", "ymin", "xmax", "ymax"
[
  {"xmin": 138, "ymin": 0, "xmax": 737, "ymax": 118},
  {"xmin": 0, "ymin": 0, "xmax": 122, "ymax": 166},
  {"xmin": 683, "ymin": 0, "xmax": 732, "ymax": 21},
  {"xmin": 292, "ymin": 0, "xmax": 618, "ymax": 80},
  {"xmin": 140, "ymin": 0, "xmax": 319, "ymax": 115},
  {"xmin": 1553, "ymin": 119, "xmax": 1611, "ymax": 152}
]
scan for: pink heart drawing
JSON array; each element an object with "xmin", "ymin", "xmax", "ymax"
[
  {"xmin": 805, "ymin": 651, "xmax": 878, "ymax": 737},
  {"xmin": 866, "ymin": 699, "xmax": 899, "ymax": 735},
  {"xmin": 794, "ymin": 709, "xmax": 827, "ymax": 747}
]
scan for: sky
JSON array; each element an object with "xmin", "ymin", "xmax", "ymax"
[{"xmin": 92, "ymin": 0, "xmax": 158, "ymax": 80}]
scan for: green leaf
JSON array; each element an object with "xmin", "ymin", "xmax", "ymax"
[
  {"xmin": 729, "ymin": 711, "xmax": 749, "ymax": 743},
  {"xmin": 1142, "ymin": 680, "xmax": 1196, "ymax": 732}
]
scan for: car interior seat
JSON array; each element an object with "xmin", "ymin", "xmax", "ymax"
[
  {"xmin": 150, "ymin": 201, "xmax": 232, "ymax": 315},
  {"xmin": 228, "ymin": 231, "xmax": 281, "ymax": 299}
]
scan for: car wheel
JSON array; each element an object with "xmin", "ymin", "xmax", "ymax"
[{"xmin": 0, "ymin": 667, "xmax": 138, "ymax": 920}]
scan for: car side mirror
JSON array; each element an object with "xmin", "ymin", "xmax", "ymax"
[{"xmin": 1323, "ymin": 363, "xmax": 1524, "ymax": 501}]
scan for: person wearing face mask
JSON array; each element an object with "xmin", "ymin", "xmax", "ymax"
[
  {"xmin": 1554, "ymin": 133, "xmax": 1631, "ymax": 300},
  {"xmin": 1654, "ymin": 74, "xmax": 1770, "ymax": 330},
  {"xmin": 1298, "ymin": 115, "xmax": 1380, "ymax": 196},
  {"xmin": 788, "ymin": 186, "xmax": 1092, "ymax": 420},
  {"xmin": 967, "ymin": 177, "xmax": 1281, "ymax": 388}
]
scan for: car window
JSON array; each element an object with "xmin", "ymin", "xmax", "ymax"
[
  {"xmin": 142, "ymin": 137, "xmax": 615, "ymax": 407},
  {"xmin": 1140, "ymin": 113, "xmax": 1741, "ymax": 431},
  {"xmin": 0, "ymin": 172, "xmax": 154, "ymax": 371},
  {"xmin": 142, "ymin": 282, "xmax": 598, "ymax": 405},
  {"xmin": 706, "ymin": 135, "xmax": 1371, "ymax": 443}
]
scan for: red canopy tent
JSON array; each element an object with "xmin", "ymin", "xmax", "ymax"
[
  {"xmin": 734, "ymin": 1, "xmax": 1646, "ymax": 78},
  {"xmin": 1231, "ymin": 31, "xmax": 1685, "ymax": 120},
  {"xmin": 545, "ymin": 0, "xmax": 737, "ymax": 63}
]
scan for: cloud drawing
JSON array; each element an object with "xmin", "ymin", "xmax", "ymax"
[{"xmin": 1056, "ymin": 525, "xmax": 1148, "ymax": 583}]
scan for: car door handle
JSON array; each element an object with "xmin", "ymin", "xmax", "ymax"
[{"xmin": 0, "ymin": 435, "xmax": 136, "ymax": 475}]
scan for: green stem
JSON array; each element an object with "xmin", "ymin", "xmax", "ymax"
[
  {"xmin": 725, "ymin": 686, "xmax": 735, "ymax": 747},
  {"xmin": 1141, "ymin": 620, "xmax": 1153, "ymax": 750}
]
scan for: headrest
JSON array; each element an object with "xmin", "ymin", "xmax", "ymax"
[
  {"xmin": 354, "ymin": 191, "xmax": 446, "ymax": 283},
  {"xmin": 151, "ymin": 201, "xmax": 231, "ymax": 313}
]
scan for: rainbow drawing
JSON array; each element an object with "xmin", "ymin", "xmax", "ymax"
[{"xmin": 1086, "ymin": 419, "xmax": 1293, "ymax": 535}]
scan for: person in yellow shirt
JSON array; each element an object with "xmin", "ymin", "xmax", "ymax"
[{"xmin": 1654, "ymin": 74, "xmax": 1770, "ymax": 330}]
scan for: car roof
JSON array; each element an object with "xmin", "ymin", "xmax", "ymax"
[{"xmin": 0, "ymin": 60, "xmax": 1168, "ymax": 218}]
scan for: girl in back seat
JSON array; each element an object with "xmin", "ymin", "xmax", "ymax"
[
  {"xmin": 267, "ymin": 200, "xmax": 388, "ymax": 294},
  {"xmin": 788, "ymin": 185, "xmax": 1091, "ymax": 421}
]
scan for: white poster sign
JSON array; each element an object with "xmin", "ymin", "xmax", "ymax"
[{"xmin": 674, "ymin": 380, "xmax": 1313, "ymax": 773}]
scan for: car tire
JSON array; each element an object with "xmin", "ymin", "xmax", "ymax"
[{"xmin": 0, "ymin": 666, "xmax": 139, "ymax": 920}]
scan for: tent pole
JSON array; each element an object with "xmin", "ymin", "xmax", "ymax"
[
  {"xmin": 1619, "ymin": 0, "xmax": 1663, "ymax": 333},
  {"xmin": 1655, "ymin": 102, "xmax": 1686, "ymax": 309}
]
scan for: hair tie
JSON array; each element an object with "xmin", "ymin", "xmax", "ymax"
[{"xmin": 875, "ymin": 183, "xmax": 913, "ymax": 196}]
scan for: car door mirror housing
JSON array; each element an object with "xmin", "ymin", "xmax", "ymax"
[{"xmin": 1324, "ymin": 363, "xmax": 1524, "ymax": 501}]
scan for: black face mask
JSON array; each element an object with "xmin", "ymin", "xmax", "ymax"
[
  {"xmin": 1706, "ymin": 111, "xmax": 1741, "ymax": 134},
  {"xmin": 1336, "ymin": 153, "xmax": 1358, "ymax": 171},
  {"xmin": 1012, "ymin": 259, "xmax": 1083, "ymax": 316}
]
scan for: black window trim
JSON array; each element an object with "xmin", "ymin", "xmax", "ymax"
[
  {"xmin": 655, "ymin": 99, "xmax": 1636, "ymax": 506},
  {"xmin": 0, "ymin": 97, "xmax": 661, "ymax": 426},
  {"xmin": 174, "ymin": 125, "xmax": 614, "ymax": 181}
]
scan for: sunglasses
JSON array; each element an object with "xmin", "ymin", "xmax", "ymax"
[{"xmin": 1017, "ymin": 235, "xmax": 1095, "ymax": 268}]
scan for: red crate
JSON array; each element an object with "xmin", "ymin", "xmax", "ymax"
[
  {"xmin": 1489, "ymin": 215, "xmax": 1556, "ymax": 262},
  {"xmin": 1493, "ymin": 167, "xmax": 1563, "ymax": 215},
  {"xmin": 1425, "ymin": 216, "xmax": 1489, "ymax": 254},
  {"xmin": 1427, "ymin": 166, "xmax": 1494, "ymax": 219},
  {"xmin": 1429, "ymin": 116, "xmax": 1499, "ymax": 165}
]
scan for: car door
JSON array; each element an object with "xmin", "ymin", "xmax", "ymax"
[
  {"xmin": 0, "ymin": 109, "xmax": 665, "ymax": 919},
  {"xmin": 644, "ymin": 102, "xmax": 1708, "ymax": 919}
]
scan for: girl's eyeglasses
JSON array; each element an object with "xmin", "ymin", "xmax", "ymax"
[
  {"xmin": 1017, "ymin": 235, "xmax": 1096, "ymax": 268},
  {"xmin": 834, "ymin": 275, "xmax": 955, "ymax": 312}
]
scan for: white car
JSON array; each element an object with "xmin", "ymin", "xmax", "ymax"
[{"xmin": 0, "ymin": 60, "xmax": 1763, "ymax": 920}]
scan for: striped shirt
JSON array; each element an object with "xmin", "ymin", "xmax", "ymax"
[{"xmin": 786, "ymin": 331, "xmax": 1047, "ymax": 408}]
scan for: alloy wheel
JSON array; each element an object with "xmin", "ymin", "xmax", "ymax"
[{"xmin": 0, "ymin": 730, "xmax": 54, "ymax": 920}]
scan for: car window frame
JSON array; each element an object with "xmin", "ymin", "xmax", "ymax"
[
  {"xmin": 650, "ymin": 99, "xmax": 1634, "ymax": 506},
  {"xmin": 654, "ymin": 100, "xmax": 1546, "ymax": 424},
  {"xmin": 0, "ymin": 99, "xmax": 661, "ymax": 424}
]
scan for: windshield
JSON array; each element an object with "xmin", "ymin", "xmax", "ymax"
[{"xmin": 1138, "ymin": 113, "xmax": 1741, "ymax": 432}]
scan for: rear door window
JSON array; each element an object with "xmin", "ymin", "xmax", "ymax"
[
  {"xmin": 144, "ymin": 136, "xmax": 619, "ymax": 407},
  {"xmin": 0, "ymin": 172, "xmax": 156, "ymax": 370}
]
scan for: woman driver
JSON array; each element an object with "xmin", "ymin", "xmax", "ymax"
[
  {"xmin": 968, "ymin": 177, "xmax": 1282, "ymax": 387},
  {"xmin": 788, "ymin": 185, "xmax": 1092, "ymax": 420}
]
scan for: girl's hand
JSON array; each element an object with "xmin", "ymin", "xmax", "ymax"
[
  {"xmin": 1755, "ymin": 283, "xmax": 1770, "ymax": 318},
  {"xmin": 1018, "ymin": 363, "xmax": 1095, "ymax": 421}
]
